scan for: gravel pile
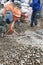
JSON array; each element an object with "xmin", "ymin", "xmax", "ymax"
[
  {"xmin": 0, "ymin": 41, "xmax": 43, "ymax": 65},
  {"xmin": 0, "ymin": 29, "xmax": 43, "ymax": 65}
]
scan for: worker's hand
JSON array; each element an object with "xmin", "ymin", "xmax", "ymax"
[
  {"xmin": 15, "ymin": 32, "xmax": 20, "ymax": 36},
  {"xmin": 13, "ymin": 30, "xmax": 20, "ymax": 36}
]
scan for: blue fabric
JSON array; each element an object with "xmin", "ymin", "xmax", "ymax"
[
  {"xmin": 30, "ymin": 11, "xmax": 38, "ymax": 26},
  {"xmin": 5, "ymin": 11, "xmax": 13, "ymax": 23},
  {"xmin": 30, "ymin": 0, "xmax": 41, "ymax": 11}
]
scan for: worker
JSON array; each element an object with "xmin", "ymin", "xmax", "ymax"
[
  {"xmin": 2, "ymin": 0, "xmax": 21, "ymax": 35},
  {"xmin": 30, "ymin": 0, "xmax": 41, "ymax": 27}
]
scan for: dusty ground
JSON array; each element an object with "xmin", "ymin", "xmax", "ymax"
[
  {"xmin": 0, "ymin": 19, "xmax": 43, "ymax": 65},
  {"xmin": 0, "ymin": 5, "xmax": 43, "ymax": 65}
]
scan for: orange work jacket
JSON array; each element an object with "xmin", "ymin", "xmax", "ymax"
[{"xmin": 2, "ymin": 2, "xmax": 21, "ymax": 22}]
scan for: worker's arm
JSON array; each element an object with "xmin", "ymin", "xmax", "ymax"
[{"xmin": 2, "ymin": 7, "xmax": 6, "ymax": 16}]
